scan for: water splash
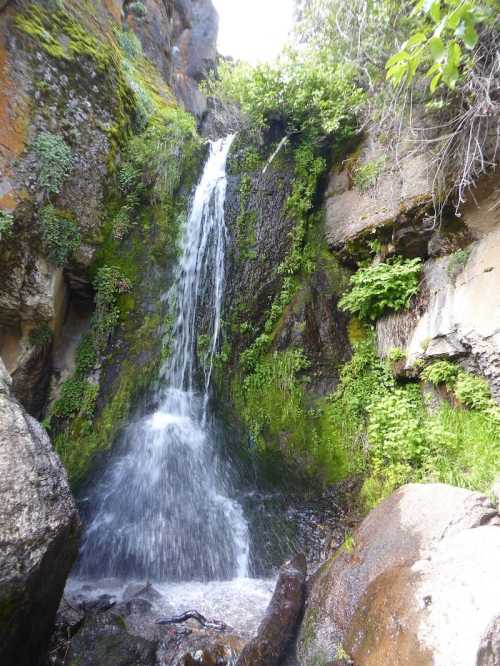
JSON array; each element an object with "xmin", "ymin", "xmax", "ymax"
[{"xmin": 76, "ymin": 136, "xmax": 250, "ymax": 581}]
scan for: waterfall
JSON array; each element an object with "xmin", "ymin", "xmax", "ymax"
[{"xmin": 76, "ymin": 136, "xmax": 250, "ymax": 582}]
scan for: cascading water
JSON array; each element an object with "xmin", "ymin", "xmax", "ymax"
[{"xmin": 75, "ymin": 136, "xmax": 251, "ymax": 583}]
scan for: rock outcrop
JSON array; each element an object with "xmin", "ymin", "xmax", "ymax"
[
  {"xmin": 237, "ymin": 554, "xmax": 307, "ymax": 666},
  {"xmin": 377, "ymin": 223, "xmax": 500, "ymax": 399},
  {"xmin": 0, "ymin": 358, "xmax": 80, "ymax": 665},
  {"xmin": 297, "ymin": 483, "xmax": 500, "ymax": 666}
]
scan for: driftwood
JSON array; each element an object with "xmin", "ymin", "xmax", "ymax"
[{"xmin": 156, "ymin": 610, "xmax": 228, "ymax": 632}]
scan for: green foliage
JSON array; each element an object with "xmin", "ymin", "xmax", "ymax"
[
  {"xmin": 129, "ymin": 1, "xmax": 147, "ymax": 18},
  {"xmin": 118, "ymin": 29, "xmax": 143, "ymax": 59},
  {"xmin": 203, "ymin": 50, "xmax": 363, "ymax": 141},
  {"xmin": 93, "ymin": 266, "xmax": 132, "ymax": 351},
  {"xmin": 29, "ymin": 323, "xmax": 53, "ymax": 349},
  {"xmin": 387, "ymin": 347, "xmax": 406, "ymax": 362},
  {"xmin": 339, "ymin": 257, "xmax": 422, "ymax": 322},
  {"xmin": 0, "ymin": 211, "xmax": 14, "ymax": 242},
  {"xmin": 352, "ymin": 157, "xmax": 385, "ymax": 191},
  {"xmin": 454, "ymin": 373, "xmax": 492, "ymax": 410},
  {"xmin": 386, "ymin": 0, "xmax": 496, "ymax": 92},
  {"xmin": 421, "ymin": 359, "xmax": 459, "ymax": 387},
  {"xmin": 32, "ymin": 132, "xmax": 73, "ymax": 195},
  {"xmin": 39, "ymin": 205, "xmax": 80, "ymax": 266},
  {"xmin": 447, "ymin": 246, "xmax": 472, "ymax": 280}
]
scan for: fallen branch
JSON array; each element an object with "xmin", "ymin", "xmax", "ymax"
[{"xmin": 156, "ymin": 610, "xmax": 228, "ymax": 632}]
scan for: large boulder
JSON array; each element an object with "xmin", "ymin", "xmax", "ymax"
[
  {"xmin": 237, "ymin": 554, "xmax": 307, "ymax": 666},
  {"xmin": 0, "ymin": 357, "xmax": 80, "ymax": 665},
  {"xmin": 297, "ymin": 483, "xmax": 500, "ymax": 665}
]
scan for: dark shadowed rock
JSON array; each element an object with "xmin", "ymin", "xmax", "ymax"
[
  {"xmin": 67, "ymin": 612, "xmax": 157, "ymax": 666},
  {"xmin": 0, "ymin": 358, "xmax": 80, "ymax": 665},
  {"xmin": 237, "ymin": 554, "xmax": 307, "ymax": 666}
]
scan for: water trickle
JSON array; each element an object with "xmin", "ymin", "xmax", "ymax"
[{"xmin": 76, "ymin": 136, "xmax": 250, "ymax": 582}]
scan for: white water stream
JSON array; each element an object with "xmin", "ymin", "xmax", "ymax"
[{"xmin": 70, "ymin": 137, "xmax": 273, "ymax": 630}]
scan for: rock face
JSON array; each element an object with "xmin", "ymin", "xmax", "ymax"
[
  {"xmin": 237, "ymin": 554, "xmax": 307, "ymax": 666},
  {"xmin": 377, "ymin": 224, "xmax": 500, "ymax": 399},
  {"xmin": 297, "ymin": 483, "xmax": 500, "ymax": 666},
  {"xmin": 0, "ymin": 358, "xmax": 80, "ymax": 665}
]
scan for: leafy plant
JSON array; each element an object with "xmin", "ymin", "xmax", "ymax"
[
  {"xmin": 129, "ymin": 1, "xmax": 146, "ymax": 18},
  {"xmin": 39, "ymin": 205, "xmax": 80, "ymax": 266},
  {"xmin": 387, "ymin": 347, "xmax": 407, "ymax": 362},
  {"xmin": 92, "ymin": 266, "xmax": 132, "ymax": 351},
  {"xmin": 386, "ymin": 0, "xmax": 496, "ymax": 92},
  {"xmin": 29, "ymin": 323, "xmax": 53, "ymax": 348},
  {"xmin": 339, "ymin": 257, "xmax": 422, "ymax": 321},
  {"xmin": 118, "ymin": 29, "xmax": 143, "ymax": 59},
  {"xmin": 32, "ymin": 132, "xmax": 73, "ymax": 195},
  {"xmin": 0, "ymin": 210, "xmax": 14, "ymax": 241},
  {"xmin": 447, "ymin": 247, "xmax": 472, "ymax": 280},
  {"xmin": 454, "ymin": 373, "xmax": 492, "ymax": 410},
  {"xmin": 421, "ymin": 359, "xmax": 460, "ymax": 387},
  {"xmin": 352, "ymin": 157, "xmax": 385, "ymax": 191}
]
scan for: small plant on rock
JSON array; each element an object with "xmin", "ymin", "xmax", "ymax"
[
  {"xmin": 29, "ymin": 323, "xmax": 53, "ymax": 349},
  {"xmin": 421, "ymin": 360, "xmax": 460, "ymax": 388},
  {"xmin": 32, "ymin": 132, "xmax": 73, "ymax": 195},
  {"xmin": 447, "ymin": 247, "xmax": 472, "ymax": 281},
  {"xmin": 129, "ymin": 1, "xmax": 147, "ymax": 18},
  {"xmin": 339, "ymin": 257, "xmax": 422, "ymax": 322},
  {"xmin": 454, "ymin": 374, "xmax": 492, "ymax": 410},
  {"xmin": 0, "ymin": 210, "xmax": 14, "ymax": 241},
  {"xmin": 352, "ymin": 157, "xmax": 385, "ymax": 192},
  {"xmin": 39, "ymin": 205, "xmax": 80, "ymax": 266}
]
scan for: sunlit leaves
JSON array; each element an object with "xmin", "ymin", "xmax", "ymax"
[{"xmin": 385, "ymin": 0, "xmax": 490, "ymax": 93}]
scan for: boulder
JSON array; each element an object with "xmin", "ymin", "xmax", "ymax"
[
  {"xmin": 0, "ymin": 358, "xmax": 80, "ymax": 665},
  {"xmin": 296, "ymin": 483, "xmax": 499, "ymax": 666},
  {"xmin": 237, "ymin": 554, "xmax": 307, "ymax": 666}
]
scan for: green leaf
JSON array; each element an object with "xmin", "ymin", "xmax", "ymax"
[
  {"xmin": 447, "ymin": 3, "xmax": 468, "ymax": 30},
  {"xmin": 430, "ymin": 0, "xmax": 441, "ymax": 22},
  {"xmin": 405, "ymin": 32, "xmax": 427, "ymax": 49},
  {"xmin": 448, "ymin": 40, "xmax": 462, "ymax": 67},
  {"xmin": 386, "ymin": 50, "xmax": 410, "ymax": 68},
  {"xmin": 430, "ymin": 71, "xmax": 442, "ymax": 92},
  {"xmin": 429, "ymin": 36, "xmax": 446, "ymax": 62},
  {"xmin": 462, "ymin": 20, "xmax": 478, "ymax": 49}
]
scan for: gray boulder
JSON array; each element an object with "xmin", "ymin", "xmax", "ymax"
[
  {"xmin": 0, "ymin": 358, "xmax": 80, "ymax": 665},
  {"xmin": 297, "ymin": 483, "xmax": 500, "ymax": 666}
]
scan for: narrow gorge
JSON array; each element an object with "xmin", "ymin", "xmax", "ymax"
[{"xmin": 0, "ymin": 0, "xmax": 499, "ymax": 665}]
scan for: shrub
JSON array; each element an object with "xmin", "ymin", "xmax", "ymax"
[
  {"xmin": 454, "ymin": 373, "xmax": 492, "ymax": 410},
  {"xmin": 421, "ymin": 360, "xmax": 460, "ymax": 388},
  {"xmin": 32, "ymin": 132, "xmax": 73, "ymax": 195},
  {"xmin": 129, "ymin": 1, "xmax": 146, "ymax": 18},
  {"xmin": 352, "ymin": 157, "xmax": 385, "ymax": 191},
  {"xmin": 339, "ymin": 257, "xmax": 422, "ymax": 322},
  {"xmin": 92, "ymin": 266, "xmax": 132, "ymax": 351},
  {"xmin": 0, "ymin": 210, "xmax": 14, "ymax": 241},
  {"xmin": 39, "ymin": 205, "xmax": 80, "ymax": 266},
  {"xmin": 29, "ymin": 323, "xmax": 53, "ymax": 349},
  {"xmin": 118, "ymin": 30, "xmax": 143, "ymax": 59},
  {"xmin": 387, "ymin": 347, "xmax": 406, "ymax": 363},
  {"xmin": 447, "ymin": 247, "xmax": 472, "ymax": 280}
]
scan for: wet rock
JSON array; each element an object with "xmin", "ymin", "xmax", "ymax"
[
  {"xmin": 296, "ymin": 483, "xmax": 499, "ymax": 666},
  {"xmin": 157, "ymin": 625, "xmax": 245, "ymax": 665},
  {"xmin": 67, "ymin": 612, "xmax": 157, "ymax": 666},
  {"xmin": 124, "ymin": 581, "xmax": 163, "ymax": 603},
  {"xmin": 0, "ymin": 359, "xmax": 80, "ymax": 665},
  {"xmin": 237, "ymin": 554, "xmax": 307, "ymax": 666}
]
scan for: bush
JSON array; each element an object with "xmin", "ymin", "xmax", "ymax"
[
  {"xmin": 118, "ymin": 30, "xmax": 143, "ymax": 59},
  {"xmin": 93, "ymin": 266, "xmax": 132, "ymax": 351},
  {"xmin": 129, "ymin": 1, "xmax": 146, "ymax": 18},
  {"xmin": 29, "ymin": 323, "xmax": 53, "ymax": 349},
  {"xmin": 421, "ymin": 360, "xmax": 460, "ymax": 388},
  {"xmin": 447, "ymin": 247, "xmax": 472, "ymax": 280},
  {"xmin": 0, "ymin": 210, "xmax": 14, "ymax": 241},
  {"xmin": 352, "ymin": 157, "xmax": 385, "ymax": 191},
  {"xmin": 454, "ymin": 373, "xmax": 492, "ymax": 410},
  {"xmin": 32, "ymin": 132, "xmax": 73, "ymax": 195},
  {"xmin": 339, "ymin": 257, "xmax": 422, "ymax": 322},
  {"xmin": 39, "ymin": 205, "xmax": 80, "ymax": 266}
]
